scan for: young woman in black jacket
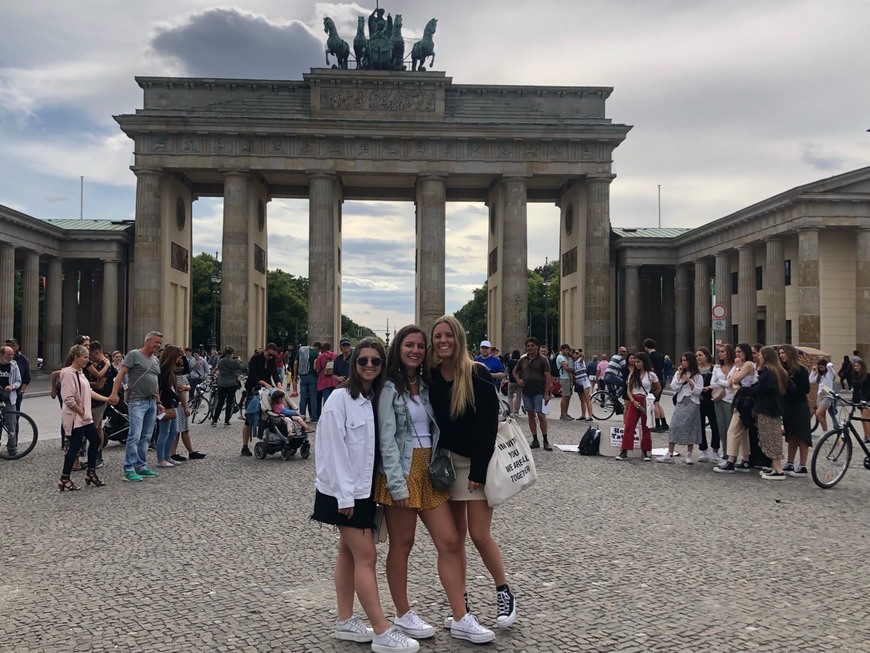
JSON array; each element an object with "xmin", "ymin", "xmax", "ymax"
[
  {"xmin": 755, "ymin": 346, "xmax": 791, "ymax": 480},
  {"xmin": 778, "ymin": 345, "xmax": 812, "ymax": 477}
]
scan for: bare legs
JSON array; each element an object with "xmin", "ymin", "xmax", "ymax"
[
  {"xmin": 335, "ymin": 526, "xmax": 391, "ymax": 635},
  {"xmin": 449, "ymin": 500, "xmax": 508, "ymax": 588}
]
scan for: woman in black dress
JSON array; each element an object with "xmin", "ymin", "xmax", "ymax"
[{"xmin": 778, "ymin": 344, "xmax": 812, "ymax": 477}]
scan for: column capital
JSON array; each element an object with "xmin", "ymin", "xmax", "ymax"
[
  {"xmin": 306, "ymin": 170, "xmax": 338, "ymax": 180},
  {"xmin": 222, "ymin": 169, "xmax": 251, "ymax": 179},
  {"xmin": 586, "ymin": 174, "xmax": 616, "ymax": 185},
  {"xmin": 131, "ymin": 166, "xmax": 163, "ymax": 178},
  {"xmin": 797, "ymin": 227, "xmax": 820, "ymax": 234},
  {"xmin": 417, "ymin": 174, "xmax": 448, "ymax": 183}
]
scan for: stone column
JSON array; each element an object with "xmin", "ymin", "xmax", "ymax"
[
  {"xmin": 20, "ymin": 250, "xmax": 40, "ymax": 364},
  {"xmin": 45, "ymin": 257, "xmax": 63, "ymax": 369},
  {"xmin": 694, "ymin": 258, "xmax": 711, "ymax": 351},
  {"xmin": 62, "ymin": 263, "xmax": 79, "ymax": 348},
  {"xmin": 0, "ymin": 245, "xmax": 14, "ymax": 340},
  {"xmin": 102, "ymin": 259, "xmax": 120, "ymax": 350},
  {"xmin": 714, "ymin": 252, "xmax": 732, "ymax": 340},
  {"xmin": 765, "ymin": 238, "xmax": 785, "ymax": 345},
  {"xmin": 501, "ymin": 176, "xmax": 529, "ymax": 354},
  {"xmin": 415, "ymin": 175, "xmax": 446, "ymax": 333},
  {"xmin": 585, "ymin": 175, "xmax": 614, "ymax": 354},
  {"xmin": 623, "ymin": 265, "xmax": 640, "ymax": 352},
  {"xmin": 221, "ymin": 171, "xmax": 251, "ymax": 353},
  {"xmin": 130, "ymin": 168, "xmax": 163, "ymax": 347},
  {"xmin": 308, "ymin": 172, "xmax": 340, "ymax": 343},
  {"xmin": 798, "ymin": 229, "xmax": 821, "ymax": 349},
  {"xmin": 737, "ymin": 246, "xmax": 756, "ymax": 344},
  {"xmin": 674, "ymin": 265, "xmax": 691, "ymax": 356},
  {"xmin": 857, "ymin": 229, "xmax": 870, "ymax": 359},
  {"xmin": 660, "ymin": 268, "xmax": 676, "ymax": 357}
]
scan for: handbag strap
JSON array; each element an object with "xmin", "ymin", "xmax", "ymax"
[{"xmin": 400, "ymin": 393, "xmax": 426, "ymax": 448}]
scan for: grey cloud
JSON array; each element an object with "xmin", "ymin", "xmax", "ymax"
[
  {"xmin": 150, "ymin": 8, "xmax": 323, "ymax": 79},
  {"xmin": 801, "ymin": 143, "xmax": 849, "ymax": 172}
]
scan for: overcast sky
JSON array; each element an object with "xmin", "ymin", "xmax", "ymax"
[{"xmin": 3, "ymin": 0, "xmax": 869, "ymax": 335}]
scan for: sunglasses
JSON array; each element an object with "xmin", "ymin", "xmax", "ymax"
[{"xmin": 357, "ymin": 357, "xmax": 383, "ymax": 367}]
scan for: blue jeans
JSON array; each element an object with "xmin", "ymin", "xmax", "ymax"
[
  {"xmin": 299, "ymin": 376, "xmax": 318, "ymax": 420},
  {"xmin": 321, "ymin": 387, "xmax": 334, "ymax": 407},
  {"xmin": 124, "ymin": 399, "xmax": 157, "ymax": 472},
  {"xmin": 156, "ymin": 412, "xmax": 178, "ymax": 462}
]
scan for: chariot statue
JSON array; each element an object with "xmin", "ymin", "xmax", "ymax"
[{"xmin": 323, "ymin": 4, "xmax": 436, "ymax": 72}]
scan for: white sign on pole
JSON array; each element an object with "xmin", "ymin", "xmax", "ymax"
[{"xmin": 712, "ymin": 319, "xmax": 726, "ymax": 331}]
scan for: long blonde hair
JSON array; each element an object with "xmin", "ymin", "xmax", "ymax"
[
  {"xmin": 430, "ymin": 315, "xmax": 475, "ymax": 421},
  {"xmin": 760, "ymin": 346, "xmax": 788, "ymax": 394}
]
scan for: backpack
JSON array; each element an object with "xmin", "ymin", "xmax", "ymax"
[
  {"xmin": 297, "ymin": 347, "xmax": 311, "ymax": 376},
  {"xmin": 578, "ymin": 425, "xmax": 600, "ymax": 456},
  {"xmin": 324, "ymin": 358, "xmax": 335, "ymax": 375}
]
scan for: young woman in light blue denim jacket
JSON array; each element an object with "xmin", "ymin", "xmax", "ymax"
[{"xmin": 374, "ymin": 324, "xmax": 495, "ymax": 645}]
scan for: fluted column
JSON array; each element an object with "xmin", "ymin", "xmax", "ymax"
[
  {"xmin": 130, "ymin": 168, "xmax": 163, "ymax": 347},
  {"xmin": 737, "ymin": 246, "xmax": 756, "ymax": 344},
  {"xmin": 585, "ymin": 176, "xmax": 614, "ymax": 354},
  {"xmin": 308, "ymin": 172, "xmax": 339, "ymax": 343},
  {"xmin": 0, "ymin": 245, "xmax": 14, "ymax": 342},
  {"xmin": 102, "ymin": 258, "xmax": 120, "ymax": 350},
  {"xmin": 674, "ymin": 265, "xmax": 691, "ymax": 357},
  {"xmin": 798, "ymin": 229, "xmax": 821, "ymax": 349},
  {"xmin": 501, "ymin": 176, "xmax": 528, "ymax": 353},
  {"xmin": 45, "ymin": 258, "xmax": 63, "ymax": 369},
  {"xmin": 62, "ymin": 263, "xmax": 79, "ymax": 349},
  {"xmin": 714, "ymin": 252, "xmax": 732, "ymax": 339},
  {"xmin": 765, "ymin": 238, "xmax": 785, "ymax": 345},
  {"xmin": 857, "ymin": 229, "xmax": 870, "ymax": 360},
  {"xmin": 20, "ymin": 251, "xmax": 40, "ymax": 364},
  {"xmin": 222, "ymin": 171, "xmax": 251, "ymax": 353},
  {"xmin": 415, "ymin": 175, "xmax": 446, "ymax": 333},
  {"xmin": 623, "ymin": 265, "xmax": 640, "ymax": 353},
  {"xmin": 694, "ymin": 258, "xmax": 711, "ymax": 351}
]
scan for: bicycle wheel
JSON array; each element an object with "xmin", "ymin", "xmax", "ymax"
[
  {"xmin": 811, "ymin": 428, "xmax": 853, "ymax": 489},
  {"xmin": 590, "ymin": 392, "xmax": 616, "ymax": 420},
  {"xmin": 189, "ymin": 395, "xmax": 212, "ymax": 424},
  {"xmin": 0, "ymin": 411, "xmax": 39, "ymax": 460},
  {"xmin": 810, "ymin": 415, "xmax": 819, "ymax": 433}
]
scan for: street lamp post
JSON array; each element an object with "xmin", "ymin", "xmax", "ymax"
[{"xmin": 543, "ymin": 256, "xmax": 550, "ymax": 348}]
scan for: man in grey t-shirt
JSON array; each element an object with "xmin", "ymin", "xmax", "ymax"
[{"xmin": 110, "ymin": 331, "xmax": 163, "ymax": 482}]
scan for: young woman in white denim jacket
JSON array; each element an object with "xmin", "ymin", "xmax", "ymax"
[
  {"xmin": 374, "ymin": 325, "xmax": 494, "ymax": 645},
  {"xmin": 312, "ymin": 338, "xmax": 420, "ymax": 653}
]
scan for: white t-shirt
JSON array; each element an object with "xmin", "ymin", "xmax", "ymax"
[
  {"xmin": 629, "ymin": 371, "xmax": 659, "ymax": 394},
  {"xmin": 406, "ymin": 395, "xmax": 432, "ymax": 448}
]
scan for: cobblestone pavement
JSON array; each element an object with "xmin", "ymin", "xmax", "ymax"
[{"xmin": 5, "ymin": 389, "xmax": 870, "ymax": 652}]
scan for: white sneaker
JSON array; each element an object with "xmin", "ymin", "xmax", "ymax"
[
  {"xmin": 656, "ymin": 454, "xmax": 674, "ymax": 463},
  {"xmin": 334, "ymin": 616, "xmax": 374, "ymax": 642},
  {"xmin": 709, "ymin": 451, "xmax": 723, "ymax": 464},
  {"xmin": 371, "ymin": 627, "xmax": 420, "ymax": 653},
  {"xmin": 697, "ymin": 451, "xmax": 709, "ymax": 463},
  {"xmin": 685, "ymin": 453, "xmax": 694, "ymax": 465},
  {"xmin": 450, "ymin": 613, "xmax": 495, "ymax": 643},
  {"xmin": 393, "ymin": 610, "xmax": 435, "ymax": 639}
]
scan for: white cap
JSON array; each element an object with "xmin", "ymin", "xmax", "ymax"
[{"xmin": 480, "ymin": 340, "xmax": 493, "ymax": 348}]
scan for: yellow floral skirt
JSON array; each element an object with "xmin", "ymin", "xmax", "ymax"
[{"xmin": 374, "ymin": 447, "xmax": 450, "ymax": 511}]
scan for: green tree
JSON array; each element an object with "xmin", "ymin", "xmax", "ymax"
[
  {"xmin": 266, "ymin": 268, "xmax": 308, "ymax": 347},
  {"xmin": 190, "ymin": 253, "xmax": 221, "ymax": 350},
  {"xmin": 454, "ymin": 282, "xmax": 488, "ymax": 350}
]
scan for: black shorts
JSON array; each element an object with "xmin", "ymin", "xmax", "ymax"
[{"xmin": 311, "ymin": 490, "xmax": 377, "ymax": 530}]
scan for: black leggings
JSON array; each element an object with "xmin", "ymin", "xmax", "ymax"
[
  {"xmin": 63, "ymin": 423, "xmax": 100, "ymax": 475},
  {"xmin": 699, "ymin": 399, "xmax": 721, "ymax": 451},
  {"xmin": 212, "ymin": 386, "xmax": 236, "ymax": 424}
]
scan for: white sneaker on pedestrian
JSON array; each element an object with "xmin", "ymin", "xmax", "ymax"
[
  {"xmin": 709, "ymin": 451, "xmax": 723, "ymax": 464},
  {"xmin": 697, "ymin": 451, "xmax": 709, "ymax": 463},
  {"xmin": 334, "ymin": 616, "xmax": 374, "ymax": 642},
  {"xmin": 371, "ymin": 627, "xmax": 420, "ymax": 653},
  {"xmin": 656, "ymin": 454, "xmax": 674, "ymax": 463},
  {"xmin": 685, "ymin": 453, "xmax": 694, "ymax": 465},
  {"xmin": 393, "ymin": 610, "xmax": 435, "ymax": 639},
  {"xmin": 450, "ymin": 613, "xmax": 495, "ymax": 643}
]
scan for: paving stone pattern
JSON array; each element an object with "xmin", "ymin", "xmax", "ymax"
[{"xmin": 5, "ymin": 393, "xmax": 870, "ymax": 652}]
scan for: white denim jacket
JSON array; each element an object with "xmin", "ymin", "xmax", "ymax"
[
  {"xmin": 314, "ymin": 388, "xmax": 376, "ymax": 509},
  {"xmin": 376, "ymin": 379, "xmax": 441, "ymax": 501}
]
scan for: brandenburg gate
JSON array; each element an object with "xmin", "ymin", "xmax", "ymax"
[{"xmin": 115, "ymin": 68, "xmax": 630, "ymax": 356}]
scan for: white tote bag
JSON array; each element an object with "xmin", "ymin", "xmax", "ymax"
[{"xmin": 484, "ymin": 416, "xmax": 537, "ymax": 507}]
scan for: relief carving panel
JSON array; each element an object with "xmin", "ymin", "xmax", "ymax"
[{"xmin": 319, "ymin": 88, "xmax": 436, "ymax": 113}]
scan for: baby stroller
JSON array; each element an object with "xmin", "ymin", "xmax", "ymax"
[
  {"xmin": 251, "ymin": 389, "xmax": 310, "ymax": 461},
  {"xmin": 103, "ymin": 401, "xmax": 130, "ymax": 445}
]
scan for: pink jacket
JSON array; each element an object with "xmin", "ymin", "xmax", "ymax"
[
  {"xmin": 60, "ymin": 367, "xmax": 94, "ymax": 435},
  {"xmin": 315, "ymin": 351, "xmax": 338, "ymax": 392}
]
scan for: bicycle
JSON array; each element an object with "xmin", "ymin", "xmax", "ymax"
[
  {"xmin": 188, "ymin": 384, "xmax": 212, "ymax": 425},
  {"xmin": 0, "ymin": 402, "xmax": 39, "ymax": 460},
  {"xmin": 589, "ymin": 388, "xmax": 625, "ymax": 421},
  {"xmin": 810, "ymin": 389, "xmax": 870, "ymax": 489}
]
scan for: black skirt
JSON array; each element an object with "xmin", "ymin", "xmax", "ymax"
[
  {"xmin": 783, "ymin": 401, "xmax": 813, "ymax": 445},
  {"xmin": 311, "ymin": 490, "xmax": 377, "ymax": 530}
]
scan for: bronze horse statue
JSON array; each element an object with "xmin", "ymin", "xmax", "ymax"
[
  {"xmin": 411, "ymin": 18, "xmax": 436, "ymax": 71},
  {"xmin": 390, "ymin": 15, "xmax": 405, "ymax": 71},
  {"xmin": 353, "ymin": 16, "xmax": 367, "ymax": 69},
  {"xmin": 323, "ymin": 17, "xmax": 349, "ymax": 69}
]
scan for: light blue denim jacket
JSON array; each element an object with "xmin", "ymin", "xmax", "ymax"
[{"xmin": 376, "ymin": 378, "xmax": 440, "ymax": 501}]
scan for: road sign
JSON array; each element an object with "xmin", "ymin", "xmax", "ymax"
[
  {"xmin": 712, "ymin": 319, "xmax": 726, "ymax": 331},
  {"xmin": 711, "ymin": 303, "xmax": 727, "ymax": 320}
]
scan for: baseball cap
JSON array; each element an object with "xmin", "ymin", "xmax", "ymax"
[
  {"xmin": 5, "ymin": 338, "xmax": 18, "ymax": 345},
  {"xmin": 480, "ymin": 340, "xmax": 492, "ymax": 348},
  {"xmin": 340, "ymin": 337, "xmax": 352, "ymax": 345}
]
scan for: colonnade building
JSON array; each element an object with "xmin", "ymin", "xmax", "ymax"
[{"xmin": 612, "ymin": 166, "xmax": 870, "ymax": 362}]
